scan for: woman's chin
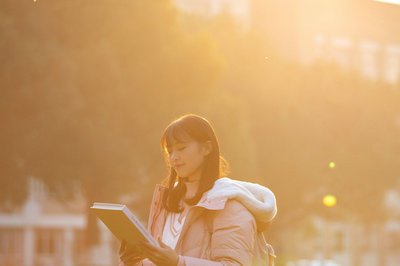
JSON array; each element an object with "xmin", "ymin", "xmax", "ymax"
[
  {"xmin": 182, "ymin": 176, "xmax": 200, "ymax": 183},
  {"xmin": 180, "ymin": 175, "xmax": 189, "ymax": 180}
]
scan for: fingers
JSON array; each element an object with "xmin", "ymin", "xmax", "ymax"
[
  {"xmin": 119, "ymin": 240, "xmax": 126, "ymax": 255},
  {"xmin": 120, "ymin": 245, "xmax": 141, "ymax": 261},
  {"xmin": 120, "ymin": 246, "xmax": 143, "ymax": 266},
  {"xmin": 138, "ymin": 242, "xmax": 155, "ymax": 258},
  {"xmin": 123, "ymin": 254, "xmax": 142, "ymax": 265},
  {"xmin": 138, "ymin": 240, "xmax": 163, "ymax": 259},
  {"xmin": 120, "ymin": 241, "xmax": 158, "ymax": 262},
  {"xmin": 157, "ymin": 237, "xmax": 168, "ymax": 248},
  {"xmin": 138, "ymin": 239, "xmax": 178, "ymax": 266}
]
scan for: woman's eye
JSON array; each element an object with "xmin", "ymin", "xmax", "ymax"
[{"xmin": 178, "ymin": 146, "xmax": 186, "ymax": 151}]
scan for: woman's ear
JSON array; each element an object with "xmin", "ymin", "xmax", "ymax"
[{"xmin": 203, "ymin": 140, "xmax": 212, "ymax": 156}]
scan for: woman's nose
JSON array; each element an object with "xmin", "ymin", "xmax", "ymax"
[{"xmin": 169, "ymin": 151, "xmax": 179, "ymax": 161}]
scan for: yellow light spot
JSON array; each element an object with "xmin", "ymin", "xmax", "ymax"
[
  {"xmin": 329, "ymin": 162, "xmax": 335, "ymax": 168},
  {"xmin": 323, "ymin": 195, "xmax": 336, "ymax": 207}
]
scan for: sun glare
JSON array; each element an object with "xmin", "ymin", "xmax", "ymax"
[
  {"xmin": 373, "ymin": 0, "xmax": 400, "ymax": 5},
  {"xmin": 323, "ymin": 195, "xmax": 337, "ymax": 207}
]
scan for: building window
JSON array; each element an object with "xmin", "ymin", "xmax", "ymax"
[
  {"xmin": 0, "ymin": 229, "xmax": 24, "ymax": 265},
  {"xmin": 383, "ymin": 45, "xmax": 400, "ymax": 84},
  {"xmin": 359, "ymin": 41, "xmax": 380, "ymax": 80},
  {"xmin": 73, "ymin": 229, "xmax": 85, "ymax": 255},
  {"xmin": 331, "ymin": 37, "xmax": 353, "ymax": 69},
  {"xmin": 0, "ymin": 228, "xmax": 23, "ymax": 254},
  {"xmin": 386, "ymin": 231, "xmax": 400, "ymax": 252},
  {"xmin": 35, "ymin": 228, "xmax": 62, "ymax": 255}
]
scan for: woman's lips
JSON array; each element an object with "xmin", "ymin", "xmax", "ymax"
[{"xmin": 174, "ymin": 163, "xmax": 184, "ymax": 169}]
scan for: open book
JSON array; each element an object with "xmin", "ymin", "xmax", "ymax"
[{"xmin": 90, "ymin": 202, "xmax": 159, "ymax": 247}]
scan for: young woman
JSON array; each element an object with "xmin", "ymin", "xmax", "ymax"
[{"xmin": 119, "ymin": 114, "xmax": 277, "ymax": 266}]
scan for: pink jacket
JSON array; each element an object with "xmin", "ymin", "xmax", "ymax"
[{"xmin": 123, "ymin": 178, "xmax": 277, "ymax": 266}]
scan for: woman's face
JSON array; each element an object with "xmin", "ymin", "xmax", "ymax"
[{"xmin": 166, "ymin": 137, "xmax": 210, "ymax": 182}]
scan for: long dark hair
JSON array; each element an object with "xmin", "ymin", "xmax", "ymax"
[{"xmin": 160, "ymin": 114, "xmax": 229, "ymax": 212}]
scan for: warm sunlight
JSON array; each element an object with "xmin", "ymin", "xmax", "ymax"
[
  {"xmin": 374, "ymin": 0, "xmax": 400, "ymax": 5},
  {"xmin": 2, "ymin": 1, "xmax": 399, "ymax": 265},
  {"xmin": 323, "ymin": 195, "xmax": 337, "ymax": 207}
]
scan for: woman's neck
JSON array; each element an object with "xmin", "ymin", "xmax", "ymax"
[{"xmin": 184, "ymin": 179, "xmax": 199, "ymax": 200}]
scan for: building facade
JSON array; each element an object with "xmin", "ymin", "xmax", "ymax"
[
  {"xmin": 173, "ymin": 0, "xmax": 400, "ymax": 84},
  {"xmin": 251, "ymin": 0, "xmax": 400, "ymax": 84},
  {"xmin": 0, "ymin": 178, "xmax": 116, "ymax": 266}
]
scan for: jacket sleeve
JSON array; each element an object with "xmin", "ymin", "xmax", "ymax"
[{"xmin": 179, "ymin": 200, "xmax": 256, "ymax": 266}]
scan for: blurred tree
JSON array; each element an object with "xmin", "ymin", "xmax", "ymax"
[
  {"xmin": 0, "ymin": 0, "xmax": 226, "ymax": 246},
  {"xmin": 2, "ymin": 0, "xmax": 400, "ymax": 255},
  {"xmin": 179, "ymin": 12, "xmax": 400, "ymax": 234}
]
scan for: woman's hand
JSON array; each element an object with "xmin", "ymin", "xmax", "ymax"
[
  {"xmin": 139, "ymin": 237, "xmax": 179, "ymax": 266},
  {"xmin": 119, "ymin": 240, "xmax": 143, "ymax": 266}
]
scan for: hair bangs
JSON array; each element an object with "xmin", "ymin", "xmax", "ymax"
[{"xmin": 161, "ymin": 122, "xmax": 191, "ymax": 153}]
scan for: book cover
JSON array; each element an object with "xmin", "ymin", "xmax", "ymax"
[{"xmin": 90, "ymin": 202, "xmax": 159, "ymax": 247}]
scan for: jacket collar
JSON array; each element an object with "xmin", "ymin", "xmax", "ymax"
[
  {"xmin": 154, "ymin": 184, "xmax": 228, "ymax": 210},
  {"xmin": 195, "ymin": 190, "xmax": 228, "ymax": 210}
]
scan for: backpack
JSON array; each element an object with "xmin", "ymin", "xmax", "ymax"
[
  {"xmin": 206, "ymin": 215, "xmax": 276, "ymax": 266},
  {"xmin": 252, "ymin": 233, "xmax": 276, "ymax": 266}
]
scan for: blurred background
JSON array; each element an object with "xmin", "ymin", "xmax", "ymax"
[{"xmin": 1, "ymin": 0, "xmax": 400, "ymax": 265}]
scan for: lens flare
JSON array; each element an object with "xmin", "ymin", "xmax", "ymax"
[
  {"xmin": 323, "ymin": 195, "xmax": 337, "ymax": 207},
  {"xmin": 329, "ymin": 162, "xmax": 335, "ymax": 168}
]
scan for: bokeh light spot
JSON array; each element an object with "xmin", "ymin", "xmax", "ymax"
[
  {"xmin": 329, "ymin": 162, "xmax": 335, "ymax": 168},
  {"xmin": 323, "ymin": 194, "xmax": 337, "ymax": 207}
]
